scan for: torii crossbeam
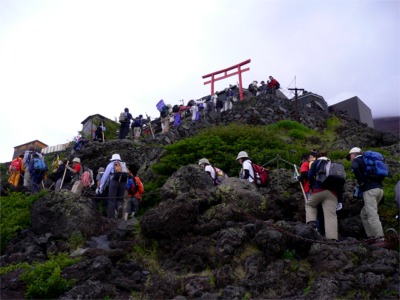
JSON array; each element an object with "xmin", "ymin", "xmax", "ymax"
[{"xmin": 202, "ymin": 59, "xmax": 251, "ymax": 101}]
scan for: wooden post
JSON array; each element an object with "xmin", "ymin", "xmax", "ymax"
[{"xmin": 288, "ymin": 88, "xmax": 304, "ymax": 122}]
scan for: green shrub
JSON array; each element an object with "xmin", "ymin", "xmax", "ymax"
[
  {"xmin": 19, "ymin": 253, "xmax": 79, "ymax": 299},
  {"xmin": 0, "ymin": 191, "xmax": 46, "ymax": 253}
]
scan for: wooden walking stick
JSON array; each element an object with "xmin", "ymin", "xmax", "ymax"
[
  {"xmin": 60, "ymin": 161, "xmax": 69, "ymax": 190},
  {"xmin": 146, "ymin": 113, "xmax": 155, "ymax": 138},
  {"xmin": 294, "ymin": 164, "xmax": 307, "ymax": 202}
]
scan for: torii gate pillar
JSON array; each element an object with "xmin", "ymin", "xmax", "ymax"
[{"xmin": 202, "ymin": 59, "xmax": 251, "ymax": 101}]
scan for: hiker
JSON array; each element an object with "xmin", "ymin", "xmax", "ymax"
[
  {"xmin": 131, "ymin": 114, "xmax": 143, "ymax": 140},
  {"xmin": 198, "ymin": 158, "xmax": 227, "ymax": 186},
  {"xmin": 223, "ymin": 87, "xmax": 234, "ymax": 112},
  {"xmin": 347, "ymin": 147, "xmax": 385, "ymax": 246},
  {"xmin": 211, "ymin": 92, "xmax": 218, "ymax": 112},
  {"xmin": 215, "ymin": 92, "xmax": 225, "ymax": 113},
  {"xmin": 160, "ymin": 104, "xmax": 172, "ymax": 134},
  {"xmin": 53, "ymin": 159, "xmax": 66, "ymax": 191},
  {"xmin": 306, "ymin": 151, "xmax": 341, "ymax": 241},
  {"xmin": 248, "ymin": 81, "xmax": 258, "ymax": 96},
  {"xmin": 190, "ymin": 103, "xmax": 199, "ymax": 123},
  {"xmin": 268, "ymin": 76, "xmax": 280, "ymax": 95},
  {"xmin": 23, "ymin": 146, "xmax": 43, "ymax": 190},
  {"xmin": 236, "ymin": 151, "xmax": 255, "ymax": 184},
  {"xmin": 8, "ymin": 154, "xmax": 24, "ymax": 187},
  {"xmin": 28, "ymin": 153, "xmax": 47, "ymax": 193},
  {"xmin": 119, "ymin": 108, "xmax": 132, "ymax": 139},
  {"xmin": 93, "ymin": 122, "xmax": 106, "ymax": 142},
  {"xmin": 258, "ymin": 81, "xmax": 268, "ymax": 95},
  {"xmin": 72, "ymin": 135, "xmax": 88, "ymax": 154},
  {"xmin": 297, "ymin": 154, "xmax": 310, "ymax": 199},
  {"xmin": 204, "ymin": 95, "xmax": 213, "ymax": 114},
  {"xmin": 98, "ymin": 154, "xmax": 132, "ymax": 219},
  {"xmin": 94, "ymin": 167, "xmax": 108, "ymax": 217},
  {"xmin": 124, "ymin": 163, "xmax": 144, "ymax": 220},
  {"xmin": 308, "ymin": 150, "xmax": 325, "ymax": 235},
  {"xmin": 66, "ymin": 157, "xmax": 84, "ymax": 194}
]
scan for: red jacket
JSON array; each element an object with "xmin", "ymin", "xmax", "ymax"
[{"xmin": 268, "ymin": 79, "xmax": 278, "ymax": 88}]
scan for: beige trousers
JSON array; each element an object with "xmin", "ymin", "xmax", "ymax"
[
  {"xmin": 361, "ymin": 188, "xmax": 384, "ymax": 238},
  {"xmin": 306, "ymin": 190, "xmax": 338, "ymax": 240}
]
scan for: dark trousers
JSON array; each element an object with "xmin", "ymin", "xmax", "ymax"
[
  {"xmin": 93, "ymin": 187, "xmax": 108, "ymax": 216},
  {"xmin": 119, "ymin": 124, "xmax": 130, "ymax": 139},
  {"xmin": 107, "ymin": 180, "xmax": 126, "ymax": 218},
  {"xmin": 127, "ymin": 197, "xmax": 140, "ymax": 214},
  {"xmin": 31, "ymin": 171, "xmax": 43, "ymax": 193}
]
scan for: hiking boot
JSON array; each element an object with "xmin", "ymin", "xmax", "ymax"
[
  {"xmin": 307, "ymin": 221, "xmax": 318, "ymax": 230},
  {"xmin": 117, "ymin": 206, "xmax": 123, "ymax": 219}
]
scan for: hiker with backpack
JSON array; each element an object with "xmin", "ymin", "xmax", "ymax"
[
  {"xmin": 93, "ymin": 122, "xmax": 106, "ymax": 142},
  {"xmin": 306, "ymin": 151, "xmax": 344, "ymax": 241},
  {"xmin": 8, "ymin": 154, "xmax": 24, "ymax": 187},
  {"xmin": 308, "ymin": 150, "xmax": 326, "ymax": 235},
  {"xmin": 131, "ymin": 114, "xmax": 143, "ymax": 140},
  {"xmin": 28, "ymin": 153, "xmax": 47, "ymax": 193},
  {"xmin": 23, "ymin": 146, "xmax": 43, "ymax": 189},
  {"xmin": 119, "ymin": 108, "xmax": 132, "ymax": 139},
  {"xmin": 94, "ymin": 167, "xmax": 108, "ymax": 217},
  {"xmin": 198, "ymin": 158, "xmax": 228, "ymax": 186},
  {"xmin": 51, "ymin": 159, "xmax": 66, "ymax": 191},
  {"xmin": 236, "ymin": 151, "xmax": 270, "ymax": 187},
  {"xmin": 347, "ymin": 147, "xmax": 387, "ymax": 246},
  {"xmin": 236, "ymin": 151, "xmax": 255, "ymax": 184},
  {"xmin": 124, "ymin": 163, "xmax": 144, "ymax": 220},
  {"xmin": 248, "ymin": 81, "xmax": 258, "ymax": 96},
  {"xmin": 160, "ymin": 104, "xmax": 172, "ymax": 134},
  {"xmin": 98, "ymin": 154, "xmax": 132, "ymax": 219},
  {"xmin": 267, "ymin": 76, "xmax": 280, "ymax": 95},
  {"xmin": 66, "ymin": 157, "xmax": 85, "ymax": 195}
]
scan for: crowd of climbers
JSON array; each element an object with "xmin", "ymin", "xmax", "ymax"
[
  {"xmin": 6, "ymin": 76, "xmax": 397, "ymax": 247},
  {"xmin": 199, "ymin": 148, "xmax": 395, "ymax": 248},
  {"xmin": 7, "ymin": 143, "xmax": 397, "ymax": 248}
]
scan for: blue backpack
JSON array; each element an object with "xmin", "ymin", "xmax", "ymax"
[
  {"xmin": 33, "ymin": 158, "xmax": 47, "ymax": 172},
  {"xmin": 363, "ymin": 150, "xmax": 388, "ymax": 178}
]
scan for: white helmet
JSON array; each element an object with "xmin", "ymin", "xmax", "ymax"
[
  {"xmin": 198, "ymin": 158, "xmax": 210, "ymax": 165},
  {"xmin": 236, "ymin": 151, "xmax": 249, "ymax": 160}
]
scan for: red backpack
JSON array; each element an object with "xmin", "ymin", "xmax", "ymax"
[
  {"xmin": 251, "ymin": 163, "xmax": 270, "ymax": 187},
  {"xmin": 10, "ymin": 158, "xmax": 22, "ymax": 172}
]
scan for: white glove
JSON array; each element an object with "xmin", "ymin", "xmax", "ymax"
[
  {"xmin": 95, "ymin": 188, "xmax": 99, "ymax": 195},
  {"xmin": 336, "ymin": 203, "xmax": 343, "ymax": 211}
]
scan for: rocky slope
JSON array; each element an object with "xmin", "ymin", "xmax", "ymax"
[{"xmin": 1, "ymin": 94, "xmax": 399, "ymax": 299}]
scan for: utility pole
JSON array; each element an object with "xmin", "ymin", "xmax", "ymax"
[{"xmin": 288, "ymin": 88, "xmax": 304, "ymax": 122}]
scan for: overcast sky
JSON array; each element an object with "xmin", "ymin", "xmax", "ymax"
[{"xmin": 0, "ymin": 0, "xmax": 399, "ymax": 163}]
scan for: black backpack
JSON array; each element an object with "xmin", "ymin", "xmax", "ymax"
[
  {"xmin": 63, "ymin": 168, "xmax": 74, "ymax": 183},
  {"xmin": 160, "ymin": 106, "xmax": 169, "ymax": 118},
  {"xmin": 172, "ymin": 105, "xmax": 179, "ymax": 113},
  {"xmin": 275, "ymin": 81, "xmax": 280, "ymax": 89}
]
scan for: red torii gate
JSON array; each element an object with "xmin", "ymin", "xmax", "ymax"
[{"xmin": 202, "ymin": 59, "xmax": 251, "ymax": 101}]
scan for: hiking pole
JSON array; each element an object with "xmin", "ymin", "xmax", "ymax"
[
  {"xmin": 294, "ymin": 164, "xmax": 307, "ymax": 202},
  {"xmin": 146, "ymin": 113, "xmax": 155, "ymax": 138},
  {"xmin": 60, "ymin": 161, "xmax": 69, "ymax": 190}
]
